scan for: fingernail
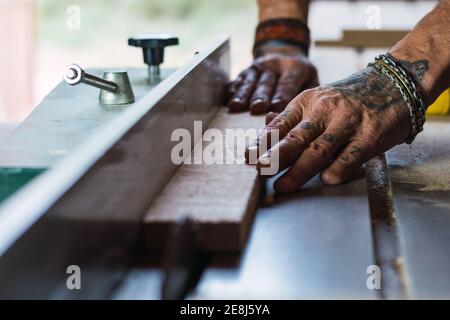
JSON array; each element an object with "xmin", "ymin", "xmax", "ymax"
[
  {"xmin": 229, "ymin": 97, "xmax": 245, "ymax": 112},
  {"xmin": 271, "ymin": 98, "xmax": 282, "ymax": 104},
  {"xmin": 258, "ymin": 156, "xmax": 271, "ymax": 168},
  {"xmin": 251, "ymin": 99, "xmax": 270, "ymax": 115}
]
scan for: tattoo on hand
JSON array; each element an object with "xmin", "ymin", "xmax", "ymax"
[
  {"xmin": 326, "ymin": 55, "xmax": 429, "ymax": 111},
  {"xmin": 350, "ymin": 146, "xmax": 361, "ymax": 154},
  {"xmin": 298, "ymin": 121, "xmax": 312, "ymax": 129},
  {"xmin": 327, "ymin": 68, "xmax": 404, "ymax": 110},
  {"xmin": 321, "ymin": 134, "xmax": 335, "ymax": 143},
  {"xmin": 279, "ymin": 110, "xmax": 290, "ymax": 118},
  {"xmin": 386, "ymin": 53, "xmax": 429, "ymax": 82}
]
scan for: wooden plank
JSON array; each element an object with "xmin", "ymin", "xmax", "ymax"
[
  {"xmin": 315, "ymin": 29, "xmax": 409, "ymax": 49},
  {"xmin": 142, "ymin": 109, "xmax": 265, "ymax": 252},
  {"xmin": 387, "ymin": 119, "xmax": 450, "ymax": 299}
]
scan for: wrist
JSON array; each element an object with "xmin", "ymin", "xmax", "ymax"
[
  {"xmin": 253, "ymin": 18, "xmax": 310, "ymax": 57},
  {"xmin": 368, "ymin": 55, "xmax": 426, "ymax": 144},
  {"xmin": 253, "ymin": 40, "xmax": 308, "ymax": 58},
  {"xmin": 388, "ymin": 48, "xmax": 447, "ymax": 107},
  {"xmin": 388, "ymin": 2, "xmax": 450, "ymax": 106}
]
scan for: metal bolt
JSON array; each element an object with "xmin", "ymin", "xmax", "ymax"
[
  {"xmin": 64, "ymin": 64, "xmax": 117, "ymax": 93},
  {"xmin": 148, "ymin": 65, "xmax": 160, "ymax": 82},
  {"xmin": 64, "ymin": 64, "xmax": 135, "ymax": 105}
]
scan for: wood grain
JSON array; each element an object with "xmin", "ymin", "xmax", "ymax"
[{"xmin": 142, "ymin": 109, "xmax": 266, "ymax": 252}]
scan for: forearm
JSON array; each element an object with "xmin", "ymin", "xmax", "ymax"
[
  {"xmin": 257, "ymin": 0, "xmax": 310, "ymax": 23},
  {"xmin": 389, "ymin": 0, "xmax": 450, "ymax": 106}
]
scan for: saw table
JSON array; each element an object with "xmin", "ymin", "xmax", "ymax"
[{"xmin": 0, "ymin": 37, "xmax": 449, "ymax": 300}]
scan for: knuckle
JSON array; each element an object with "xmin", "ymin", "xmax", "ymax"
[
  {"xmin": 278, "ymin": 105, "xmax": 301, "ymax": 120},
  {"xmin": 259, "ymin": 72, "xmax": 276, "ymax": 84},
  {"xmin": 266, "ymin": 117, "xmax": 287, "ymax": 131},
  {"xmin": 337, "ymin": 142, "xmax": 366, "ymax": 167},
  {"xmin": 242, "ymin": 78, "xmax": 256, "ymax": 86},
  {"xmin": 339, "ymin": 110, "xmax": 362, "ymax": 127},
  {"xmin": 336, "ymin": 152, "xmax": 359, "ymax": 167},
  {"xmin": 361, "ymin": 125, "xmax": 382, "ymax": 142},
  {"xmin": 286, "ymin": 96, "xmax": 303, "ymax": 111},
  {"xmin": 308, "ymin": 140, "xmax": 334, "ymax": 159},
  {"xmin": 287, "ymin": 92, "xmax": 310, "ymax": 113},
  {"xmin": 293, "ymin": 92, "xmax": 308, "ymax": 105},
  {"xmin": 285, "ymin": 130, "xmax": 308, "ymax": 147},
  {"xmin": 313, "ymin": 101, "xmax": 334, "ymax": 115},
  {"xmin": 265, "ymin": 112, "xmax": 278, "ymax": 124},
  {"xmin": 252, "ymin": 88, "xmax": 271, "ymax": 100},
  {"xmin": 278, "ymin": 71, "xmax": 300, "ymax": 83},
  {"xmin": 301, "ymin": 87, "xmax": 316, "ymax": 98}
]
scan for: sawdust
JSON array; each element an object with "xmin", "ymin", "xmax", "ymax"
[{"xmin": 388, "ymin": 121, "xmax": 450, "ymax": 192}]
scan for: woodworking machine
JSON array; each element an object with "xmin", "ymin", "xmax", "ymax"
[{"xmin": 0, "ymin": 36, "xmax": 450, "ymax": 300}]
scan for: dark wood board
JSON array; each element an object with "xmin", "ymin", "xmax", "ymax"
[{"xmin": 142, "ymin": 109, "xmax": 265, "ymax": 252}]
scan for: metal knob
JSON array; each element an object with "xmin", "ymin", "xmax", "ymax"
[
  {"xmin": 128, "ymin": 34, "xmax": 179, "ymax": 82},
  {"xmin": 64, "ymin": 64, "xmax": 135, "ymax": 105}
]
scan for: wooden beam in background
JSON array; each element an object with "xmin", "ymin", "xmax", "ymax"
[{"xmin": 315, "ymin": 29, "xmax": 409, "ymax": 49}]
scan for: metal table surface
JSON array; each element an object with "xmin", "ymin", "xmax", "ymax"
[
  {"xmin": 387, "ymin": 119, "xmax": 450, "ymax": 299},
  {"xmin": 114, "ymin": 174, "xmax": 376, "ymax": 300}
]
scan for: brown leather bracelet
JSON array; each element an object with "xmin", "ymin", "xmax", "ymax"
[{"xmin": 253, "ymin": 18, "xmax": 311, "ymax": 56}]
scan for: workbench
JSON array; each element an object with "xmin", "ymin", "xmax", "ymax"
[{"xmin": 0, "ymin": 37, "xmax": 449, "ymax": 299}]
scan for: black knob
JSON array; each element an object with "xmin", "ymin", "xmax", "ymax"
[{"xmin": 128, "ymin": 34, "xmax": 179, "ymax": 80}]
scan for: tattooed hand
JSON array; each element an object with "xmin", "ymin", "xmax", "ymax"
[
  {"xmin": 227, "ymin": 45, "xmax": 318, "ymax": 114},
  {"xmin": 246, "ymin": 66, "xmax": 415, "ymax": 193}
]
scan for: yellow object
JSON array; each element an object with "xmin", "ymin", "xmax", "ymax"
[{"xmin": 427, "ymin": 89, "xmax": 450, "ymax": 115}]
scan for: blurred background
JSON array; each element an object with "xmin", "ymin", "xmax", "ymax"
[{"xmin": 0, "ymin": 0, "xmax": 437, "ymax": 123}]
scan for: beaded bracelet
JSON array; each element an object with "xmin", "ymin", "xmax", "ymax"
[{"xmin": 368, "ymin": 54, "xmax": 426, "ymax": 144}]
